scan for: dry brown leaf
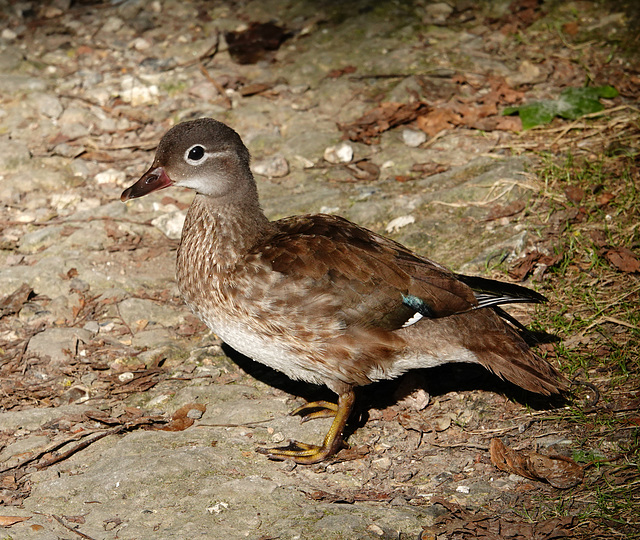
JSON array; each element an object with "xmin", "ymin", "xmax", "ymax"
[
  {"xmin": 160, "ymin": 403, "xmax": 206, "ymax": 432},
  {"xmin": 490, "ymin": 438, "xmax": 584, "ymax": 488},
  {"xmin": 485, "ymin": 200, "xmax": 526, "ymax": 221},
  {"xmin": 238, "ymin": 82, "xmax": 273, "ymax": 96},
  {"xmin": 326, "ymin": 65, "xmax": 357, "ymax": 79},
  {"xmin": 225, "ymin": 22, "xmax": 291, "ymax": 64},
  {"xmin": 603, "ymin": 247, "xmax": 640, "ymax": 273},
  {"xmin": 564, "ymin": 185, "xmax": 585, "ymax": 203},
  {"xmin": 0, "ymin": 515, "xmax": 31, "ymax": 527},
  {"xmin": 509, "ymin": 250, "xmax": 562, "ymax": 280},
  {"xmin": 0, "ymin": 283, "xmax": 34, "ymax": 319},
  {"xmin": 416, "ymin": 107, "xmax": 459, "ymax": 137},
  {"xmin": 339, "ymin": 102, "xmax": 429, "ymax": 143}
]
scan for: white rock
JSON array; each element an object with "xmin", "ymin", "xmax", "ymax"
[
  {"xmin": 385, "ymin": 215, "xmax": 415, "ymax": 233},
  {"xmin": 50, "ymin": 192, "xmax": 81, "ymax": 211},
  {"xmin": 95, "ymin": 168, "xmax": 126, "ymax": 185},
  {"xmin": 101, "ymin": 16, "xmax": 124, "ymax": 33},
  {"xmin": 402, "ymin": 128, "xmax": 427, "ymax": 147},
  {"xmin": 120, "ymin": 75, "xmax": 159, "ymax": 106},
  {"xmin": 293, "ymin": 154, "xmax": 315, "ymax": 169},
  {"xmin": 425, "ymin": 2, "xmax": 454, "ymax": 24},
  {"xmin": 207, "ymin": 502, "xmax": 229, "ymax": 515},
  {"xmin": 1, "ymin": 29, "xmax": 17, "ymax": 40},
  {"xmin": 130, "ymin": 37, "xmax": 151, "ymax": 51},
  {"xmin": 323, "ymin": 142, "xmax": 353, "ymax": 164},
  {"xmin": 251, "ymin": 155, "xmax": 290, "ymax": 178},
  {"xmin": 152, "ymin": 211, "xmax": 186, "ymax": 240}
]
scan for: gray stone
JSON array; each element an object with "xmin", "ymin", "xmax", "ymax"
[
  {"xmin": 26, "ymin": 327, "xmax": 94, "ymax": 364},
  {"xmin": 402, "ymin": 128, "xmax": 427, "ymax": 147},
  {"xmin": 0, "ymin": 74, "xmax": 47, "ymax": 94},
  {"xmin": 117, "ymin": 297, "xmax": 185, "ymax": 329},
  {"xmin": 30, "ymin": 92, "xmax": 64, "ymax": 119},
  {"xmin": 19, "ymin": 226, "xmax": 66, "ymax": 253},
  {"xmin": 251, "ymin": 155, "xmax": 290, "ymax": 178},
  {"xmin": 0, "ymin": 136, "xmax": 31, "ymax": 169}
]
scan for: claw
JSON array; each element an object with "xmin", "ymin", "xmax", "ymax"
[
  {"xmin": 291, "ymin": 400, "xmax": 339, "ymax": 423},
  {"xmin": 256, "ymin": 390, "xmax": 355, "ymax": 464}
]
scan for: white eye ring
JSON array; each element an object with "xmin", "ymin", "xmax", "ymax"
[{"xmin": 185, "ymin": 144, "xmax": 207, "ymax": 165}]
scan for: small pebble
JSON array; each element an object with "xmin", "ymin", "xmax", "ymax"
[
  {"xmin": 324, "ymin": 142, "xmax": 353, "ymax": 164},
  {"xmin": 186, "ymin": 408, "xmax": 203, "ymax": 420},
  {"xmin": 402, "ymin": 128, "xmax": 427, "ymax": 147},
  {"xmin": 151, "ymin": 211, "xmax": 186, "ymax": 240},
  {"xmin": 251, "ymin": 155, "xmax": 290, "ymax": 178},
  {"xmin": 1, "ymin": 29, "xmax": 17, "ymax": 40}
]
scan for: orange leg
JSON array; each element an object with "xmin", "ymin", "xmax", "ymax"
[{"xmin": 256, "ymin": 389, "xmax": 356, "ymax": 464}]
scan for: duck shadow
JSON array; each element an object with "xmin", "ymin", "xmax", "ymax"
[{"xmin": 221, "ymin": 343, "xmax": 566, "ymax": 439}]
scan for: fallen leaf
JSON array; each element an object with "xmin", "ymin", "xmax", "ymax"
[
  {"xmin": 160, "ymin": 403, "xmax": 206, "ymax": 432},
  {"xmin": 509, "ymin": 250, "xmax": 562, "ymax": 280},
  {"xmin": 0, "ymin": 516, "xmax": 31, "ymax": 527},
  {"xmin": 490, "ymin": 438, "xmax": 584, "ymax": 488},
  {"xmin": 326, "ymin": 65, "xmax": 357, "ymax": 79},
  {"xmin": 339, "ymin": 101, "xmax": 429, "ymax": 143},
  {"xmin": 224, "ymin": 22, "xmax": 291, "ymax": 64},
  {"xmin": 344, "ymin": 160, "xmax": 380, "ymax": 181},
  {"xmin": 564, "ymin": 185, "xmax": 585, "ymax": 203},
  {"xmin": 502, "ymin": 85, "xmax": 619, "ymax": 130},
  {"xmin": 588, "ymin": 230, "xmax": 608, "ymax": 248},
  {"xmin": 595, "ymin": 191, "xmax": 615, "ymax": 206},
  {"xmin": 411, "ymin": 162, "xmax": 449, "ymax": 176},
  {"xmin": 485, "ymin": 200, "xmax": 526, "ymax": 221},
  {"xmin": 416, "ymin": 107, "xmax": 459, "ymax": 137},
  {"xmin": 603, "ymin": 247, "xmax": 640, "ymax": 273},
  {"xmin": 0, "ymin": 283, "xmax": 34, "ymax": 319},
  {"xmin": 238, "ymin": 82, "xmax": 274, "ymax": 96}
]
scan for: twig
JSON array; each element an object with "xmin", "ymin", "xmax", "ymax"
[
  {"xmin": 198, "ymin": 63, "xmax": 232, "ymax": 109},
  {"xmin": 0, "ymin": 429, "xmax": 101, "ymax": 474},
  {"xmin": 35, "ymin": 427, "xmax": 124, "ymax": 470},
  {"xmin": 51, "ymin": 514, "xmax": 98, "ymax": 540},
  {"xmin": 349, "ymin": 73, "xmax": 414, "ymax": 80},
  {"xmin": 428, "ymin": 178, "xmax": 519, "ymax": 208},
  {"xmin": 431, "ymin": 441, "xmax": 489, "ymax": 451},
  {"xmin": 197, "ymin": 418, "xmax": 275, "ymax": 428},
  {"xmin": 115, "ymin": 303, "xmax": 135, "ymax": 337},
  {"xmin": 583, "ymin": 315, "xmax": 639, "ymax": 332}
]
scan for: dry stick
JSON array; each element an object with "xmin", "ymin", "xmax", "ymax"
[
  {"xmin": 0, "ymin": 429, "xmax": 101, "ymax": 474},
  {"xmin": 0, "ymin": 215, "xmax": 156, "ymax": 228},
  {"xmin": 51, "ymin": 514, "xmax": 98, "ymax": 540},
  {"xmin": 198, "ymin": 62, "xmax": 233, "ymax": 109},
  {"xmin": 35, "ymin": 427, "xmax": 124, "ymax": 470}
]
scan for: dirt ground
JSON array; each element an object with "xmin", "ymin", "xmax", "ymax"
[{"xmin": 0, "ymin": 1, "xmax": 638, "ymax": 539}]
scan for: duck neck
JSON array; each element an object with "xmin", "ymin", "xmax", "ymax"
[{"xmin": 178, "ymin": 192, "xmax": 272, "ymax": 276}]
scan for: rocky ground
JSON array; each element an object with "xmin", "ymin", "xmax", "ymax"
[{"xmin": 0, "ymin": 1, "xmax": 638, "ymax": 539}]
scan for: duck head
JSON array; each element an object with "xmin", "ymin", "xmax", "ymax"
[{"xmin": 121, "ymin": 118, "xmax": 253, "ymax": 203}]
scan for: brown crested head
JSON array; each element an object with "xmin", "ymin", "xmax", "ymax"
[{"xmin": 121, "ymin": 118, "xmax": 254, "ymax": 203}]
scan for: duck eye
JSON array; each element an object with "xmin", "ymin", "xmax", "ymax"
[{"xmin": 187, "ymin": 145, "xmax": 205, "ymax": 161}]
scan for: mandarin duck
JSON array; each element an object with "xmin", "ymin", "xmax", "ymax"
[{"xmin": 121, "ymin": 118, "xmax": 566, "ymax": 464}]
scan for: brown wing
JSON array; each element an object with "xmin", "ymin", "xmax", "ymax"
[{"xmin": 251, "ymin": 214, "xmax": 478, "ymax": 331}]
